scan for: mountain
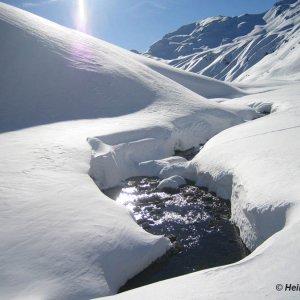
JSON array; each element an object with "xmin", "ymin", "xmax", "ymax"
[{"xmin": 146, "ymin": 0, "xmax": 300, "ymax": 81}]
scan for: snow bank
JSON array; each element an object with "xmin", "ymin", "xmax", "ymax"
[
  {"xmin": 88, "ymin": 102, "xmax": 256, "ymax": 189},
  {"xmin": 88, "ymin": 137, "xmax": 173, "ymax": 189}
]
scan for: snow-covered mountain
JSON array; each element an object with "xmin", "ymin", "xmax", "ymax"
[{"xmin": 146, "ymin": 0, "xmax": 300, "ymax": 81}]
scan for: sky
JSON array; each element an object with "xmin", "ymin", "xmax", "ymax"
[{"xmin": 3, "ymin": 0, "xmax": 277, "ymax": 52}]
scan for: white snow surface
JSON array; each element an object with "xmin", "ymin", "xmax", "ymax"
[
  {"xmin": 1, "ymin": 2, "xmax": 300, "ymax": 300},
  {"xmin": 157, "ymin": 175, "xmax": 186, "ymax": 191},
  {"xmin": 146, "ymin": 0, "xmax": 300, "ymax": 82}
]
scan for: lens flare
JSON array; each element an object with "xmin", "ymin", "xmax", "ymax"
[
  {"xmin": 76, "ymin": 0, "xmax": 87, "ymax": 32},
  {"xmin": 72, "ymin": 0, "xmax": 91, "ymax": 60}
]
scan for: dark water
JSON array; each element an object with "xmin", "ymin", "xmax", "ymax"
[{"xmin": 104, "ymin": 174, "xmax": 249, "ymax": 293}]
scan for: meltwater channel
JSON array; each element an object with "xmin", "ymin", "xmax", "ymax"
[{"xmin": 103, "ymin": 146, "xmax": 249, "ymax": 292}]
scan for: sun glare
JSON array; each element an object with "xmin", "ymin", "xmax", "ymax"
[{"xmin": 76, "ymin": 0, "xmax": 87, "ymax": 32}]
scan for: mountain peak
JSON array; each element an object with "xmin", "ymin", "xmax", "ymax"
[
  {"xmin": 274, "ymin": 0, "xmax": 298, "ymax": 7},
  {"xmin": 147, "ymin": 13, "xmax": 265, "ymax": 60}
]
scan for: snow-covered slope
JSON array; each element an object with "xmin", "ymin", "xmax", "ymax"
[
  {"xmin": 100, "ymin": 82, "xmax": 300, "ymax": 300},
  {"xmin": 0, "ymin": 3, "xmax": 254, "ymax": 300},
  {"xmin": 0, "ymin": 3, "xmax": 246, "ymax": 133},
  {"xmin": 146, "ymin": 0, "xmax": 300, "ymax": 81}
]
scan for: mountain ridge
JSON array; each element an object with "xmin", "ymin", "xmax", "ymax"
[{"xmin": 145, "ymin": 0, "xmax": 300, "ymax": 81}]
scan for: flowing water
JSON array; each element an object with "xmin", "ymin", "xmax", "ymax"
[{"xmin": 103, "ymin": 147, "xmax": 249, "ymax": 292}]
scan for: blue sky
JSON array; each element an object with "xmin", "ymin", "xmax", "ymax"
[{"xmin": 3, "ymin": 0, "xmax": 277, "ymax": 51}]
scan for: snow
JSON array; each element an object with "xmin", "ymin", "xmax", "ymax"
[
  {"xmin": 147, "ymin": 13, "xmax": 265, "ymax": 60},
  {"xmin": 146, "ymin": 0, "xmax": 300, "ymax": 82},
  {"xmin": 190, "ymin": 84, "xmax": 300, "ymax": 250},
  {"xmin": 157, "ymin": 175, "xmax": 186, "ymax": 191},
  {"xmin": 1, "ymin": 1, "xmax": 300, "ymax": 300},
  {"xmin": 97, "ymin": 82, "xmax": 300, "ymax": 300},
  {"xmin": 0, "ymin": 3, "xmax": 255, "ymax": 300}
]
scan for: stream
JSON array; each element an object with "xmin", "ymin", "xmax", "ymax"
[{"xmin": 103, "ymin": 147, "xmax": 250, "ymax": 292}]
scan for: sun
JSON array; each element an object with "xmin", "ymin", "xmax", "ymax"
[{"xmin": 76, "ymin": 0, "xmax": 87, "ymax": 32}]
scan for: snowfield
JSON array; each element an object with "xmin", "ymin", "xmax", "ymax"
[{"xmin": 0, "ymin": 1, "xmax": 300, "ymax": 300}]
